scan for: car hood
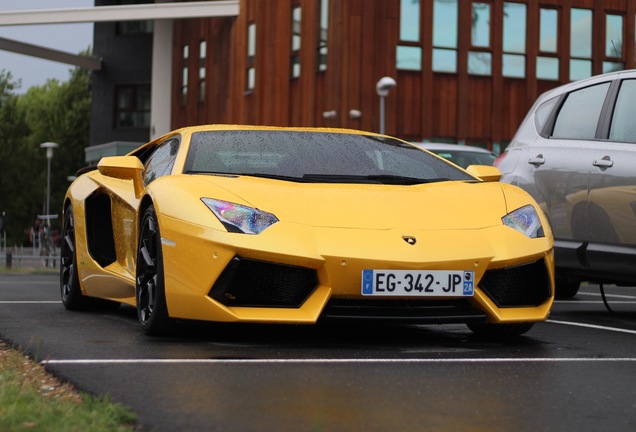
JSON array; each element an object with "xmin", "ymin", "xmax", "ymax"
[{"xmin": 171, "ymin": 175, "xmax": 510, "ymax": 230}]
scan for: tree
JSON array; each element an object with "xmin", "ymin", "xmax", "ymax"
[
  {"xmin": 0, "ymin": 62, "xmax": 91, "ymax": 247},
  {"xmin": 0, "ymin": 70, "xmax": 33, "ymax": 247}
]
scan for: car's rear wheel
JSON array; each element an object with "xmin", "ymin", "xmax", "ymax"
[
  {"xmin": 466, "ymin": 322, "xmax": 534, "ymax": 339},
  {"xmin": 60, "ymin": 206, "xmax": 91, "ymax": 310},
  {"xmin": 136, "ymin": 205, "xmax": 172, "ymax": 335}
]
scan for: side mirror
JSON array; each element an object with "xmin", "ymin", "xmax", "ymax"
[
  {"xmin": 97, "ymin": 156, "xmax": 145, "ymax": 198},
  {"xmin": 465, "ymin": 165, "xmax": 502, "ymax": 182}
]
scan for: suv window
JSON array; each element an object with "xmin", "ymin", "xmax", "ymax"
[
  {"xmin": 551, "ymin": 82, "xmax": 610, "ymax": 139},
  {"xmin": 609, "ymin": 79, "xmax": 636, "ymax": 143},
  {"xmin": 144, "ymin": 138, "xmax": 180, "ymax": 185},
  {"xmin": 534, "ymin": 96, "xmax": 558, "ymax": 135}
]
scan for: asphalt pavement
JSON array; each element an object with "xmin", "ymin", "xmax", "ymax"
[{"xmin": 1, "ymin": 272, "xmax": 635, "ymax": 431}]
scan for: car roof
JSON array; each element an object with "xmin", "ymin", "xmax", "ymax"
[
  {"xmin": 412, "ymin": 142, "xmax": 495, "ymax": 154},
  {"xmin": 537, "ymin": 69, "xmax": 636, "ymax": 102}
]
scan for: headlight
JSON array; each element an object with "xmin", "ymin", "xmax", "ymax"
[
  {"xmin": 502, "ymin": 204, "xmax": 544, "ymax": 238},
  {"xmin": 201, "ymin": 198, "xmax": 278, "ymax": 234}
]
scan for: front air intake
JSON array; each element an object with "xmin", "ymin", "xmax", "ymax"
[
  {"xmin": 479, "ymin": 259, "xmax": 552, "ymax": 307},
  {"xmin": 209, "ymin": 257, "xmax": 318, "ymax": 307}
]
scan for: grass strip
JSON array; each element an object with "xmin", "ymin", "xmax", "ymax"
[{"xmin": 0, "ymin": 341, "xmax": 137, "ymax": 432}]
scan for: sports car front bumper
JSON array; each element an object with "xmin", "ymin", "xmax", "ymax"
[{"xmin": 158, "ymin": 214, "xmax": 554, "ymax": 325}]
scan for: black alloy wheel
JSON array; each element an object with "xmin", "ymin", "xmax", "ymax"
[
  {"xmin": 60, "ymin": 206, "xmax": 90, "ymax": 309},
  {"xmin": 136, "ymin": 205, "xmax": 172, "ymax": 335}
]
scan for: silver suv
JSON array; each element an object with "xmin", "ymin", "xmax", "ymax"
[{"xmin": 496, "ymin": 70, "xmax": 636, "ymax": 298}]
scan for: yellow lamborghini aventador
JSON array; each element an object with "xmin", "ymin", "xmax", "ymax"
[{"xmin": 61, "ymin": 125, "xmax": 554, "ymax": 337}]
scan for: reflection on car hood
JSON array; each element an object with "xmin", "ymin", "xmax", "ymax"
[{"xmin": 187, "ymin": 175, "xmax": 508, "ymax": 230}]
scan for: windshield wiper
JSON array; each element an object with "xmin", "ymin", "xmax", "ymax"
[
  {"xmin": 301, "ymin": 174, "xmax": 449, "ymax": 185},
  {"xmin": 184, "ymin": 170, "xmax": 300, "ymax": 180},
  {"xmin": 185, "ymin": 171, "xmax": 450, "ymax": 185}
]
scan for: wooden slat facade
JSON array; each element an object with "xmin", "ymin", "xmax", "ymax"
[{"xmin": 172, "ymin": 0, "xmax": 636, "ymax": 151}]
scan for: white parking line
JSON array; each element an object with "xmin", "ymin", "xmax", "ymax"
[
  {"xmin": 553, "ymin": 300, "xmax": 636, "ymax": 304},
  {"xmin": 578, "ymin": 292, "xmax": 636, "ymax": 300},
  {"xmin": 41, "ymin": 357, "xmax": 636, "ymax": 365},
  {"xmin": 0, "ymin": 301, "xmax": 60, "ymax": 304},
  {"xmin": 546, "ymin": 319, "xmax": 636, "ymax": 335}
]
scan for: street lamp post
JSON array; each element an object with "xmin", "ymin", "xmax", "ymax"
[
  {"xmin": 40, "ymin": 142, "xmax": 59, "ymax": 228},
  {"xmin": 376, "ymin": 76, "xmax": 397, "ymax": 135}
]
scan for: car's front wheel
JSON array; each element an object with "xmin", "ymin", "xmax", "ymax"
[
  {"xmin": 136, "ymin": 205, "xmax": 172, "ymax": 335},
  {"xmin": 467, "ymin": 322, "xmax": 534, "ymax": 339}
]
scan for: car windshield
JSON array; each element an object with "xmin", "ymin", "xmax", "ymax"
[
  {"xmin": 183, "ymin": 130, "xmax": 473, "ymax": 184},
  {"xmin": 431, "ymin": 150, "xmax": 496, "ymax": 168}
]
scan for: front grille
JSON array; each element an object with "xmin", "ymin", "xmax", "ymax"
[
  {"xmin": 479, "ymin": 259, "xmax": 551, "ymax": 307},
  {"xmin": 209, "ymin": 257, "xmax": 318, "ymax": 307},
  {"xmin": 320, "ymin": 299, "xmax": 486, "ymax": 324}
]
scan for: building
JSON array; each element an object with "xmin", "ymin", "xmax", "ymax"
[
  {"xmin": 165, "ymin": 0, "xmax": 636, "ymax": 154},
  {"xmin": 3, "ymin": 1, "xmax": 634, "ymax": 156},
  {"xmin": 89, "ymin": 0, "xmax": 155, "ymax": 161}
]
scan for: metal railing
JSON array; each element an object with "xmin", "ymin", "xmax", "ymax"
[{"xmin": 1, "ymin": 247, "xmax": 59, "ymax": 270}]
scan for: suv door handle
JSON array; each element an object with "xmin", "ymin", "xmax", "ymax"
[
  {"xmin": 593, "ymin": 157, "xmax": 614, "ymax": 168},
  {"xmin": 528, "ymin": 154, "xmax": 545, "ymax": 166}
]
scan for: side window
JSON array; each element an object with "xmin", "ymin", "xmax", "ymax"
[
  {"xmin": 534, "ymin": 96, "xmax": 559, "ymax": 135},
  {"xmin": 551, "ymin": 83, "xmax": 610, "ymax": 140},
  {"xmin": 609, "ymin": 80, "xmax": 636, "ymax": 143},
  {"xmin": 144, "ymin": 138, "xmax": 180, "ymax": 186}
]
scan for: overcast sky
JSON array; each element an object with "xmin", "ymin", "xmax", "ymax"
[{"xmin": 0, "ymin": 0, "xmax": 94, "ymax": 92}]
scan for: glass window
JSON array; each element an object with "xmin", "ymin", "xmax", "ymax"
[
  {"xmin": 198, "ymin": 41, "xmax": 206, "ymax": 103},
  {"xmin": 291, "ymin": 6, "xmax": 301, "ymax": 79},
  {"xmin": 434, "ymin": 0, "xmax": 457, "ymax": 48},
  {"xmin": 503, "ymin": 2, "xmax": 526, "ymax": 78},
  {"xmin": 318, "ymin": 0, "xmax": 328, "ymax": 71},
  {"xmin": 537, "ymin": 8, "xmax": 559, "ymax": 81},
  {"xmin": 606, "ymin": 14, "xmax": 623, "ymax": 58},
  {"xmin": 537, "ymin": 57, "xmax": 559, "ymax": 80},
  {"xmin": 539, "ymin": 9, "xmax": 558, "ymax": 53},
  {"xmin": 534, "ymin": 96, "xmax": 559, "ymax": 134},
  {"xmin": 144, "ymin": 139, "xmax": 180, "ymax": 186},
  {"xmin": 570, "ymin": 59, "xmax": 592, "ymax": 81},
  {"xmin": 400, "ymin": 0, "xmax": 420, "ymax": 42},
  {"xmin": 468, "ymin": 52, "xmax": 491, "ymax": 76},
  {"xmin": 397, "ymin": 46, "xmax": 422, "ymax": 71},
  {"xmin": 552, "ymin": 83, "xmax": 610, "ymax": 140},
  {"xmin": 247, "ymin": 23, "xmax": 256, "ymax": 91},
  {"xmin": 570, "ymin": 9, "xmax": 592, "ymax": 58},
  {"xmin": 469, "ymin": 2, "xmax": 491, "ymax": 76},
  {"xmin": 604, "ymin": 14, "xmax": 623, "ymax": 73},
  {"xmin": 433, "ymin": 0, "xmax": 457, "ymax": 73},
  {"xmin": 433, "ymin": 49, "xmax": 457, "ymax": 73},
  {"xmin": 471, "ymin": 3, "xmax": 490, "ymax": 48},
  {"xmin": 181, "ymin": 45, "xmax": 189, "ymax": 106},
  {"xmin": 609, "ymin": 80, "xmax": 636, "ymax": 142},
  {"xmin": 570, "ymin": 8, "xmax": 592, "ymax": 81},
  {"xmin": 603, "ymin": 62, "xmax": 623, "ymax": 74},
  {"xmin": 503, "ymin": 54, "xmax": 525, "ymax": 78},
  {"xmin": 503, "ymin": 3, "xmax": 526, "ymax": 54},
  {"xmin": 115, "ymin": 85, "xmax": 150, "ymax": 129}
]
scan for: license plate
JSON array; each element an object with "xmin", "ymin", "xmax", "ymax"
[{"xmin": 361, "ymin": 270, "xmax": 474, "ymax": 297}]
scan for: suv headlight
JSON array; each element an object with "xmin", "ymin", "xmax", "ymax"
[
  {"xmin": 202, "ymin": 198, "xmax": 278, "ymax": 234},
  {"xmin": 502, "ymin": 205, "xmax": 544, "ymax": 238}
]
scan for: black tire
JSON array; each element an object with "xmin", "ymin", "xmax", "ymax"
[
  {"xmin": 136, "ymin": 205, "xmax": 173, "ymax": 335},
  {"xmin": 467, "ymin": 322, "xmax": 534, "ymax": 339},
  {"xmin": 555, "ymin": 276, "xmax": 580, "ymax": 299},
  {"xmin": 60, "ymin": 206, "xmax": 91, "ymax": 310}
]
